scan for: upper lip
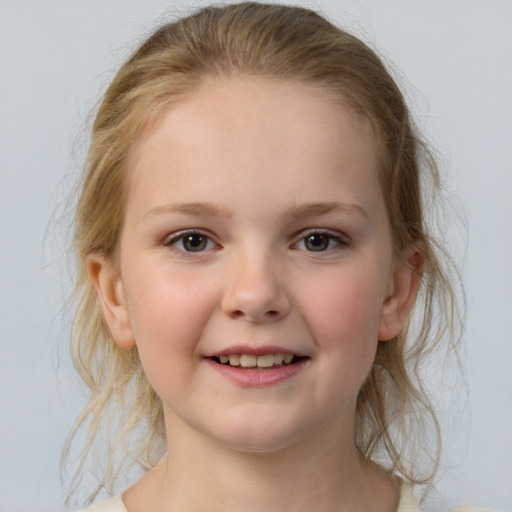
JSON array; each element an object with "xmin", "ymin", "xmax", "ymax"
[{"xmin": 204, "ymin": 345, "xmax": 308, "ymax": 358}]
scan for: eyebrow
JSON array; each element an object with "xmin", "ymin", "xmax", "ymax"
[
  {"xmin": 143, "ymin": 200, "xmax": 368, "ymax": 221},
  {"xmin": 144, "ymin": 201, "xmax": 232, "ymax": 219},
  {"xmin": 287, "ymin": 201, "xmax": 369, "ymax": 220}
]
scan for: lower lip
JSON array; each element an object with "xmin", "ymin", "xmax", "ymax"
[{"xmin": 206, "ymin": 358, "xmax": 309, "ymax": 387}]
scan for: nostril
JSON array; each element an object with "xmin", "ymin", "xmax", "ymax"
[
  {"xmin": 222, "ymin": 286, "xmax": 290, "ymax": 322},
  {"xmin": 229, "ymin": 308, "xmax": 281, "ymax": 320}
]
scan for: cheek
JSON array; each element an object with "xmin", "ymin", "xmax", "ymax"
[
  {"xmin": 122, "ymin": 265, "xmax": 219, "ymax": 381},
  {"xmin": 302, "ymin": 267, "xmax": 385, "ymax": 345},
  {"xmin": 297, "ymin": 265, "xmax": 386, "ymax": 388}
]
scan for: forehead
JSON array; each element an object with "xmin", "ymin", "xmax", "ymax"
[
  {"xmin": 127, "ymin": 76, "xmax": 381, "ymax": 215},
  {"xmin": 131, "ymin": 76, "xmax": 376, "ymax": 163},
  {"xmin": 131, "ymin": 75, "xmax": 375, "ymax": 152}
]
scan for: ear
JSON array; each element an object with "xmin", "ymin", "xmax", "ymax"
[
  {"xmin": 378, "ymin": 247, "xmax": 424, "ymax": 341},
  {"xmin": 87, "ymin": 253, "xmax": 136, "ymax": 350}
]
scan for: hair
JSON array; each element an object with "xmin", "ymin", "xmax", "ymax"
[{"xmin": 63, "ymin": 1, "xmax": 462, "ymax": 502}]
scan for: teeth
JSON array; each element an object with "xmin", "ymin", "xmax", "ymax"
[
  {"xmin": 257, "ymin": 354, "xmax": 274, "ymax": 367},
  {"xmin": 240, "ymin": 354, "xmax": 256, "ymax": 367},
  {"xmin": 283, "ymin": 353, "xmax": 293, "ymax": 364},
  {"xmin": 273, "ymin": 354, "xmax": 285, "ymax": 365},
  {"xmin": 228, "ymin": 354, "xmax": 240, "ymax": 366},
  {"xmin": 217, "ymin": 353, "xmax": 297, "ymax": 368}
]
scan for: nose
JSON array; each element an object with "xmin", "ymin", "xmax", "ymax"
[{"xmin": 221, "ymin": 252, "xmax": 290, "ymax": 323}]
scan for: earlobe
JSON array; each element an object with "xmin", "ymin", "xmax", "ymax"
[
  {"xmin": 87, "ymin": 253, "xmax": 136, "ymax": 350},
  {"xmin": 378, "ymin": 247, "xmax": 424, "ymax": 341}
]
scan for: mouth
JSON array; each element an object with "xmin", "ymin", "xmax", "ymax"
[{"xmin": 210, "ymin": 353, "xmax": 308, "ymax": 369}]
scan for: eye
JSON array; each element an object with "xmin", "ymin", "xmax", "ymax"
[
  {"xmin": 294, "ymin": 230, "xmax": 346, "ymax": 252},
  {"xmin": 166, "ymin": 231, "xmax": 217, "ymax": 252},
  {"xmin": 304, "ymin": 233, "xmax": 331, "ymax": 251}
]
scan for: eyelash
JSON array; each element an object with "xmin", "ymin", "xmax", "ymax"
[
  {"xmin": 164, "ymin": 228, "xmax": 349, "ymax": 254},
  {"xmin": 164, "ymin": 230, "xmax": 218, "ymax": 253},
  {"xmin": 293, "ymin": 229, "xmax": 349, "ymax": 253}
]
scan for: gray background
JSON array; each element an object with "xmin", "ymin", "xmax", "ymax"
[{"xmin": 1, "ymin": 1, "xmax": 511, "ymax": 511}]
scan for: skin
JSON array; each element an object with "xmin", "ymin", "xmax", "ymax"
[{"xmin": 89, "ymin": 77, "xmax": 421, "ymax": 512}]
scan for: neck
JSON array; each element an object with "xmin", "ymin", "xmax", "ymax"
[{"xmin": 124, "ymin": 413, "xmax": 399, "ymax": 512}]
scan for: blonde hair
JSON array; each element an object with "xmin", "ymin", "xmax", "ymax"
[{"xmin": 64, "ymin": 2, "xmax": 462, "ymax": 501}]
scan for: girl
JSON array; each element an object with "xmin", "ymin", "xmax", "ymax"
[{"xmin": 65, "ymin": 3, "xmax": 479, "ymax": 511}]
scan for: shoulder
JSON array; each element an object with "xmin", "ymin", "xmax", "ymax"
[
  {"xmin": 398, "ymin": 484, "xmax": 422, "ymax": 512},
  {"xmin": 77, "ymin": 495, "xmax": 127, "ymax": 512},
  {"xmin": 398, "ymin": 484, "xmax": 497, "ymax": 512}
]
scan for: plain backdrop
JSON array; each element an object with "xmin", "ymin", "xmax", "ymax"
[{"xmin": 1, "ymin": 1, "xmax": 511, "ymax": 511}]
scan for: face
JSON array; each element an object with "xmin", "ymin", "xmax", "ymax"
[{"xmin": 90, "ymin": 77, "xmax": 418, "ymax": 454}]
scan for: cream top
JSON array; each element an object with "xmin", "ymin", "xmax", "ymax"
[{"xmin": 78, "ymin": 483, "xmax": 493, "ymax": 512}]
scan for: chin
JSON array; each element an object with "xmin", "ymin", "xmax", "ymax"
[{"xmin": 204, "ymin": 413, "xmax": 317, "ymax": 455}]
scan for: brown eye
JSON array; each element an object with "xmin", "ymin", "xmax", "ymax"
[
  {"xmin": 182, "ymin": 234, "xmax": 208, "ymax": 252},
  {"xmin": 304, "ymin": 233, "xmax": 330, "ymax": 251},
  {"xmin": 168, "ymin": 231, "xmax": 215, "ymax": 252}
]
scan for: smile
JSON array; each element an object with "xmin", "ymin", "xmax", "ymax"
[
  {"xmin": 211, "ymin": 353, "xmax": 305, "ymax": 369},
  {"xmin": 207, "ymin": 354, "xmax": 309, "ymax": 387}
]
